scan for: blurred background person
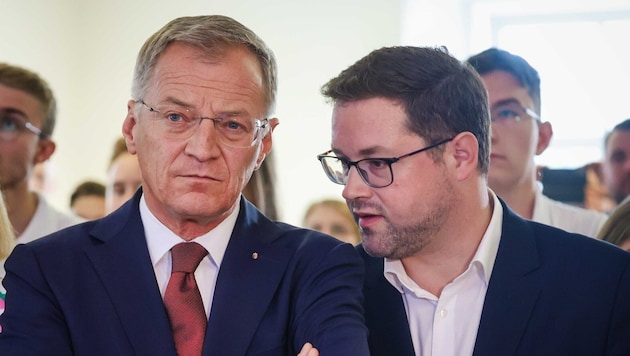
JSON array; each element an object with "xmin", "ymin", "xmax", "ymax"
[
  {"xmin": 303, "ymin": 198, "xmax": 360, "ymax": 245},
  {"xmin": 597, "ymin": 197, "xmax": 630, "ymax": 251},
  {"xmin": 583, "ymin": 162, "xmax": 617, "ymax": 213},
  {"xmin": 69, "ymin": 180, "xmax": 106, "ymax": 220},
  {"xmin": 28, "ymin": 161, "xmax": 55, "ymax": 195},
  {"xmin": 242, "ymin": 150, "xmax": 279, "ymax": 220},
  {"xmin": 466, "ymin": 48, "xmax": 608, "ymax": 237},
  {"xmin": 0, "ymin": 63, "xmax": 81, "ymax": 243},
  {"xmin": 105, "ymin": 137, "xmax": 142, "ymax": 213},
  {"xmin": 602, "ymin": 118, "xmax": 630, "ymax": 209}
]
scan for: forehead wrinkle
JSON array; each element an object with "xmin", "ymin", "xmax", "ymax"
[
  {"xmin": 154, "ymin": 66, "xmax": 262, "ymax": 94},
  {"xmin": 200, "ymin": 81, "xmax": 262, "ymax": 104},
  {"xmin": 152, "ymin": 75, "xmax": 264, "ymax": 116}
]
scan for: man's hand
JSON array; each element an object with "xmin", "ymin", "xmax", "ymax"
[{"xmin": 298, "ymin": 342, "xmax": 319, "ymax": 356}]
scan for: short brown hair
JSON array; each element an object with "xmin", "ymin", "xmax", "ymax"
[{"xmin": 0, "ymin": 62, "xmax": 56, "ymax": 138}]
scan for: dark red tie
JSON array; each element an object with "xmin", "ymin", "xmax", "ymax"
[{"xmin": 164, "ymin": 242, "xmax": 209, "ymax": 356}]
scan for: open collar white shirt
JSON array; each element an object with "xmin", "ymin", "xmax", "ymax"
[
  {"xmin": 140, "ymin": 194, "xmax": 238, "ymax": 318},
  {"xmin": 384, "ymin": 192, "xmax": 503, "ymax": 356}
]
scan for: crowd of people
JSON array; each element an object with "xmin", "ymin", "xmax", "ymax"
[{"xmin": 0, "ymin": 14, "xmax": 628, "ymax": 356}]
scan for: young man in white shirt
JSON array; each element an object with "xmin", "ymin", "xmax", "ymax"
[
  {"xmin": 0, "ymin": 63, "xmax": 81, "ymax": 244},
  {"xmin": 466, "ymin": 48, "xmax": 608, "ymax": 237}
]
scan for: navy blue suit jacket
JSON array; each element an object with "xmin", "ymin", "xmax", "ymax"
[
  {"xmin": 360, "ymin": 199, "xmax": 630, "ymax": 356},
  {"xmin": 0, "ymin": 191, "xmax": 369, "ymax": 355}
]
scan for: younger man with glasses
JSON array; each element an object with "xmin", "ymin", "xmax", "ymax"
[
  {"xmin": 0, "ymin": 63, "xmax": 81, "ymax": 243},
  {"xmin": 319, "ymin": 46, "xmax": 630, "ymax": 355},
  {"xmin": 466, "ymin": 48, "xmax": 608, "ymax": 237}
]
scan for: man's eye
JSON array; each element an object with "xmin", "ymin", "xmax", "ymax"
[
  {"xmin": 216, "ymin": 117, "xmax": 251, "ymax": 133},
  {"xmin": 495, "ymin": 109, "xmax": 519, "ymax": 120},
  {"xmin": 0, "ymin": 116, "xmax": 19, "ymax": 131},
  {"xmin": 221, "ymin": 120, "xmax": 247, "ymax": 131},
  {"xmin": 610, "ymin": 152, "xmax": 626, "ymax": 164},
  {"xmin": 165, "ymin": 113, "xmax": 184, "ymax": 122},
  {"xmin": 366, "ymin": 160, "xmax": 388, "ymax": 169}
]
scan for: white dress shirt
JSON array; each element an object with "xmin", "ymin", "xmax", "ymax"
[
  {"xmin": 140, "ymin": 194, "xmax": 237, "ymax": 318},
  {"xmin": 533, "ymin": 187, "xmax": 608, "ymax": 238},
  {"xmin": 17, "ymin": 193, "xmax": 83, "ymax": 244},
  {"xmin": 384, "ymin": 192, "xmax": 504, "ymax": 356}
]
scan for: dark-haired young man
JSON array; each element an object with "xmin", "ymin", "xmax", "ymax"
[{"xmin": 466, "ymin": 48, "xmax": 608, "ymax": 237}]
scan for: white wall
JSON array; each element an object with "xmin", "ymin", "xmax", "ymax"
[{"xmin": 0, "ymin": 0, "xmax": 402, "ymax": 225}]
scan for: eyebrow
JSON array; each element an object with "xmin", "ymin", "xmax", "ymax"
[
  {"xmin": 159, "ymin": 97, "xmax": 250, "ymax": 118},
  {"xmin": 332, "ymin": 145, "xmax": 388, "ymax": 159},
  {"xmin": 491, "ymin": 98, "xmax": 525, "ymax": 108},
  {"xmin": 0, "ymin": 107, "xmax": 30, "ymax": 120}
]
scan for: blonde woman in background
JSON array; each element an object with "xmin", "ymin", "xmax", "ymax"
[
  {"xmin": 597, "ymin": 198, "xmax": 630, "ymax": 251},
  {"xmin": 303, "ymin": 199, "xmax": 360, "ymax": 245}
]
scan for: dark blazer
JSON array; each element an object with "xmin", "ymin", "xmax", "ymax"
[
  {"xmin": 361, "ymin": 199, "xmax": 630, "ymax": 356},
  {"xmin": 0, "ymin": 190, "xmax": 369, "ymax": 355}
]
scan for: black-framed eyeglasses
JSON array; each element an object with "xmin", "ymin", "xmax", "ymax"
[
  {"xmin": 490, "ymin": 100, "xmax": 540, "ymax": 125},
  {"xmin": 317, "ymin": 137, "xmax": 454, "ymax": 188},
  {"xmin": 138, "ymin": 100, "xmax": 270, "ymax": 148},
  {"xmin": 0, "ymin": 110, "xmax": 45, "ymax": 141}
]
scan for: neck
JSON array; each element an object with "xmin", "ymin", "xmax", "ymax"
[
  {"xmin": 144, "ymin": 194, "xmax": 236, "ymax": 241},
  {"xmin": 401, "ymin": 187, "xmax": 493, "ymax": 297},
  {"xmin": 492, "ymin": 180, "xmax": 538, "ymax": 219},
  {"xmin": 4, "ymin": 184, "xmax": 39, "ymax": 237}
]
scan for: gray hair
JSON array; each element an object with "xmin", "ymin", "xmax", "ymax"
[{"xmin": 132, "ymin": 15, "xmax": 278, "ymax": 116}]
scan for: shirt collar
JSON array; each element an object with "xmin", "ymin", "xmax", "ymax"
[
  {"xmin": 473, "ymin": 190, "xmax": 503, "ymax": 284},
  {"xmin": 140, "ymin": 193, "xmax": 239, "ymax": 268}
]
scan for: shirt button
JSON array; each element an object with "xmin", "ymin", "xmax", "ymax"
[{"xmin": 440, "ymin": 309, "xmax": 448, "ymax": 317}]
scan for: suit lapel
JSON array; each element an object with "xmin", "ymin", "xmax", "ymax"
[
  {"xmin": 473, "ymin": 201, "xmax": 542, "ymax": 356},
  {"xmin": 360, "ymin": 247, "xmax": 415, "ymax": 356},
  {"xmin": 203, "ymin": 201, "xmax": 292, "ymax": 355},
  {"xmin": 84, "ymin": 192, "xmax": 176, "ymax": 355}
]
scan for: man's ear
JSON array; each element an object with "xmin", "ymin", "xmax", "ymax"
[
  {"xmin": 256, "ymin": 117, "xmax": 279, "ymax": 169},
  {"xmin": 536, "ymin": 121, "xmax": 553, "ymax": 155},
  {"xmin": 34, "ymin": 139, "xmax": 56, "ymax": 164},
  {"xmin": 450, "ymin": 131, "xmax": 479, "ymax": 182},
  {"xmin": 122, "ymin": 100, "xmax": 138, "ymax": 154}
]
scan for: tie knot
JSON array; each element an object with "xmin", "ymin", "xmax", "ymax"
[{"xmin": 170, "ymin": 242, "xmax": 208, "ymax": 273}]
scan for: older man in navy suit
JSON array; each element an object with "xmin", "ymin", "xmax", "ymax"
[
  {"xmin": 317, "ymin": 46, "xmax": 630, "ymax": 355},
  {"xmin": 0, "ymin": 16, "xmax": 368, "ymax": 356}
]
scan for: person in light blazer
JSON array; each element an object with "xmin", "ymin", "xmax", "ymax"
[{"xmin": 317, "ymin": 45, "xmax": 630, "ymax": 355}]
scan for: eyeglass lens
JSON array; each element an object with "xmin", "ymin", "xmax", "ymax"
[
  {"xmin": 320, "ymin": 156, "xmax": 393, "ymax": 188},
  {"xmin": 141, "ymin": 101, "xmax": 267, "ymax": 148},
  {"xmin": 0, "ymin": 111, "xmax": 41, "ymax": 139},
  {"xmin": 490, "ymin": 101, "xmax": 537, "ymax": 124}
]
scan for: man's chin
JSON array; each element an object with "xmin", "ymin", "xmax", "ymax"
[{"xmin": 361, "ymin": 236, "xmax": 389, "ymax": 258}]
